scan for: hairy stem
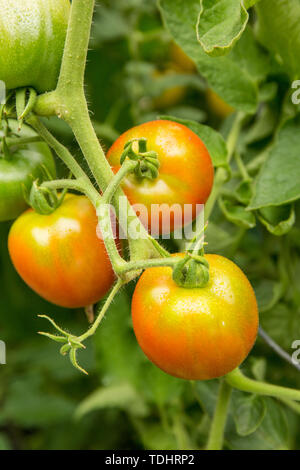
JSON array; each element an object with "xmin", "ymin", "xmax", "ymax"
[
  {"xmin": 226, "ymin": 368, "xmax": 300, "ymax": 401},
  {"xmin": 78, "ymin": 279, "xmax": 124, "ymax": 342}
]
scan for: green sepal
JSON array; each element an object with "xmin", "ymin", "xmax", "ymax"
[
  {"xmin": 172, "ymin": 254, "xmax": 210, "ymax": 288},
  {"xmin": 27, "ymin": 180, "xmax": 60, "ymax": 215},
  {"xmin": 120, "ymin": 138, "xmax": 160, "ymax": 181}
]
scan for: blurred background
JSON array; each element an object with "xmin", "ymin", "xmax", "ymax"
[{"xmin": 1, "ymin": 0, "xmax": 300, "ymax": 450}]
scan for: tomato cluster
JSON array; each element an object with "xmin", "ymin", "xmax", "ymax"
[
  {"xmin": 4, "ymin": 118, "xmax": 258, "ymax": 380},
  {"xmin": 0, "ymin": 2, "xmax": 258, "ymax": 382}
]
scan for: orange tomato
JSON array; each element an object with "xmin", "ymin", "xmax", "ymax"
[
  {"xmin": 8, "ymin": 194, "xmax": 116, "ymax": 308},
  {"xmin": 132, "ymin": 254, "xmax": 258, "ymax": 380},
  {"xmin": 107, "ymin": 120, "xmax": 214, "ymax": 236}
]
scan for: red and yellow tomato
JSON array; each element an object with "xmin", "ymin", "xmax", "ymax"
[
  {"xmin": 132, "ymin": 254, "xmax": 258, "ymax": 380},
  {"xmin": 8, "ymin": 194, "xmax": 116, "ymax": 308},
  {"xmin": 107, "ymin": 120, "xmax": 214, "ymax": 236}
]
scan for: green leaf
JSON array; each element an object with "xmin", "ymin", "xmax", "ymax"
[
  {"xmin": 254, "ymin": 279, "xmax": 283, "ymax": 313},
  {"xmin": 205, "ymin": 222, "xmax": 236, "ymax": 252},
  {"xmin": 260, "ymin": 304, "xmax": 300, "ymax": 351},
  {"xmin": 256, "ymin": 0, "xmax": 300, "ymax": 79},
  {"xmin": 249, "ymin": 116, "xmax": 300, "ymax": 209},
  {"xmin": 219, "ymin": 198, "xmax": 256, "ymax": 228},
  {"xmin": 233, "ymin": 394, "xmax": 266, "ymax": 436},
  {"xmin": 250, "ymin": 357, "xmax": 267, "ymax": 381},
  {"xmin": 228, "ymin": 398, "xmax": 289, "ymax": 450},
  {"xmin": 244, "ymin": 105, "xmax": 277, "ymax": 145},
  {"xmin": 160, "ymin": 115, "xmax": 228, "ymax": 168},
  {"xmin": 141, "ymin": 366, "xmax": 185, "ymax": 407},
  {"xmin": 158, "ymin": 0, "xmax": 258, "ymax": 113},
  {"xmin": 258, "ymin": 205, "xmax": 295, "ymax": 236},
  {"xmin": 234, "ymin": 180, "xmax": 253, "ymax": 205},
  {"xmin": 75, "ymin": 383, "xmax": 148, "ymax": 420},
  {"xmin": 197, "ymin": 0, "xmax": 249, "ymax": 57}
]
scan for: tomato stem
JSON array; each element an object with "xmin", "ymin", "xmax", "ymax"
[
  {"xmin": 206, "ymin": 379, "xmax": 232, "ymax": 450},
  {"xmin": 33, "ymin": 0, "xmax": 161, "ymax": 269},
  {"xmin": 78, "ymin": 279, "xmax": 124, "ymax": 342},
  {"xmin": 226, "ymin": 368, "xmax": 300, "ymax": 401}
]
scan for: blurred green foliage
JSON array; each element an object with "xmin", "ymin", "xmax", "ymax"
[{"xmin": 1, "ymin": 0, "xmax": 300, "ymax": 450}]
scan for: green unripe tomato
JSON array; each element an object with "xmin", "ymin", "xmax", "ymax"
[
  {"xmin": 0, "ymin": 120, "xmax": 56, "ymax": 222},
  {"xmin": 0, "ymin": 0, "xmax": 70, "ymax": 93}
]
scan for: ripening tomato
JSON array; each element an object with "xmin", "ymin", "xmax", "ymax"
[
  {"xmin": 0, "ymin": 0, "xmax": 70, "ymax": 93},
  {"xmin": 107, "ymin": 120, "xmax": 214, "ymax": 235},
  {"xmin": 132, "ymin": 254, "xmax": 258, "ymax": 380},
  {"xmin": 8, "ymin": 194, "xmax": 116, "ymax": 308}
]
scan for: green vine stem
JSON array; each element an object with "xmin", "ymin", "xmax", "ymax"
[
  {"xmin": 34, "ymin": 0, "xmax": 159, "ymax": 267},
  {"xmin": 39, "ymin": 279, "xmax": 124, "ymax": 374},
  {"xmin": 206, "ymin": 380, "xmax": 232, "ymax": 451},
  {"xmin": 42, "ymin": 179, "xmax": 87, "ymax": 194},
  {"xmin": 77, "ymin": 279, "xmax": 124, "ymax": 342},
  {"xmin": 226, "ymin": 368, "xmax": 300, "ymax": 401},
  {"xmin": 28, "ymin": 116, "xmax": 100, "ymax": 204}
]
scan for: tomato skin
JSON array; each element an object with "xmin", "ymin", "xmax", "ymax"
[
  {"xmin": 8, "ymin": 195, "xmax": 116, "ymax": 309},
  {"xmin": 107, "ymin": 120, "xmax": 214, "ymax": 235},
  {"xmin": 0, "ymin": 0, "xmax": 70, "ymax": 93},
  {"xmin": 132, "ymin": 254, "xmax": 258, "ymax": 380},
  {"xmin": 0, "ymin": 121, "xmax": 56, "ymax": 222}
]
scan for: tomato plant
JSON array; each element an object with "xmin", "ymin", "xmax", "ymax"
[
  {"xmin": 107, "ymin": 119, "xmax": 214, "ymax": 234},
  {"xmin": 0, "ymin": 120, "xmax": 56, "ymax": 221},
  {"xmin": 1, "ymin": 0, "xmax": 300, "ymax": 453},
  {"xmin": 8, "ymin": 194, "xmax": 116, "ymax": 308},
  {"xmin": 132, "ymin": 254, "xmax": 258, "ymax": 380},
  {"xmin": 0, "ymin": 0, "xmax": 70, "ymax": 93}
]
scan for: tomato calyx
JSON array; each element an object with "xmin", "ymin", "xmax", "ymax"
[
  {"xmin": 172, "ymin": 253, "xmax": 210, "ymax": 288},
  {"xmin": 120, "ymin": 137, "xmax": 160, "ymax": 180},
  {"xmin": 26, "ymin": 180, "xmax": 66, "ymax": 215},
  {"xmin": 15, "ymin": 88, "xmax": 38, "ymax": 130}
]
